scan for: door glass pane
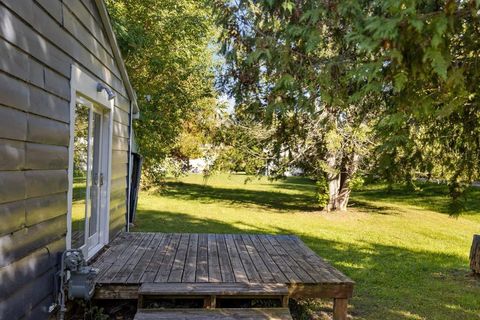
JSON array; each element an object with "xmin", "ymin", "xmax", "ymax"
[
  {"xmin": 72, "ymin": 104, "xmax": 90, "ymax": 249},
  {"xmin": 89, "ymin": 112, "xmax": 102, "ymax": 237}
]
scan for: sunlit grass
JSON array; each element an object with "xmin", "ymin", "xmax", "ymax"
[
  {"xmin": 72, "ymin": 178, "xmax": 87, "ymax": 223},
  {"xmin": 134, "ymin": 173, "xmax": 480, "ymax": 319}
]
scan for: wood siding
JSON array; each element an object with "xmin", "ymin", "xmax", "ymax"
[{"xmin": 0, "ymin": 0, "xmax": 131, "ymax": 318}]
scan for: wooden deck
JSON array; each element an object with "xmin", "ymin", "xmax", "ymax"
[
  {"xmin": 90, "ymin": 232, "xmax": 354, "ymax": 319},
  {"xmin": 134, "ymin": 308, "xmax": 293, "ymax": 320}
]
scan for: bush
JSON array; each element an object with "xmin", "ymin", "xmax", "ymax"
[
  {"xmin": 316, "ymin": 177, "xmax": 329, "ymax": 209},
  {"xmin": 350, "ymin": 175, "xmax": 365, "ymax": 191}
]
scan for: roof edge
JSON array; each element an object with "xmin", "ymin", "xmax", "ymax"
[{"xmin": 94, "ymin": 0, "xmax": 139, "ymax": 115}]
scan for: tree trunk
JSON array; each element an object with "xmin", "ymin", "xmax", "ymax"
[
  {"xmin": 327, "ymin": 173, "xmax": 340, "ymax": 211},
  {"xmin": 325, "ymin": 150, "xmax": 339, "ymax": 212},
  {"xmin": 336, "ymin": 179, "xmax": 351, "ymax": 211},
  {"xmin": 470, "ymin": 234, "xmax": 480, "ymax": 274},
  {"xmin": 335, "ymin": 152, "xmax": 360, "ymax": 211}
]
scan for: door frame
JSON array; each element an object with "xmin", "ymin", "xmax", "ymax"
[{"xmin": 67, "ymin": 65, "xmax": 114, "ymax": 260}]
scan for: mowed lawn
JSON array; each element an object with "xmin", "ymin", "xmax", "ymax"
[{"xmin": 133, "ymin": 174, "xmax": 480, "ymax": 320}]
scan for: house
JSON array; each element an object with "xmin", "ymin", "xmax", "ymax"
[{"xmin": 0, "ymin": 0, "xmax": 139, "ymax": 318}]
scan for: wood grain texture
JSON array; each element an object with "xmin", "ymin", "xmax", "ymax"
[
  {"xmin": 134, "ymin": 308, "xmax": 293, "ymax": 320},
  {"xmin": 95, "ymin": 233, "xmax": 354, "ymax": 298},
  {"xmin": 139, "ymin": 283, "xmax": 289, "ymax": 296},
  {"xmin": 333, "ymin": 298, "xmax": 348, "ymax": 320}
]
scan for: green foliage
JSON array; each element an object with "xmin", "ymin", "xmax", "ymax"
[
  {"xmin": 350, "ymin": 175, "xmax": 365, "ymax": 191},
  {"xmin": 213, "ymin": 0, "xmax": 378, "ymax": 211},
  {"xmin": 213, "ymin": 0, "xmax": 480, "ymax": 213},
  {"xmin": 345, "ymin": 0, "xmax": 480, "ymax": 212},
  {"xmin": 315, "ymin": 176, "xmax": 329, "ymax": 209},
  {"xmin": 106, "ymin": 0, "xmax": 219, "ymax": 186}
]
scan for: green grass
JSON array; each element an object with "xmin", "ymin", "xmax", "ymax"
[{"xmin": 133, "ymin": 173, "xmax": 480, "ymax": 319}]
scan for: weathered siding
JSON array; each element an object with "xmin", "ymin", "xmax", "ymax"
[
  {"xmin": 109, "ymin": 97, "xmax": 130, "ymax": 239},
  {"xmin": 0, "ymin": 0, "xmax": 131, "ymax": 318}
]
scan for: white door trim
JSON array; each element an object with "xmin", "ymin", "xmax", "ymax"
[{"xmin": 67, "ymin": 65, "xmax": 114, "ymax": 260}]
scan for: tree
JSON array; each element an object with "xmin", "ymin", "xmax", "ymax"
[
  {"xmin": 106, "ymin": 0, "xmax": 219, "ymax": 186},
  {"xmin": 344, "ymin": 0, "xmax": 480, "ymax": 212},
  {"xmin": 213, "ymin": 0, "xmax": 378, "ymax": 210},
  {"xmin": 213, "ymin": 0, "xmax": 480, "ymax": 213}
]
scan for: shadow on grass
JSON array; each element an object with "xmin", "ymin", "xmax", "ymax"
[
  {"xmin": 264, "ymin": 176, "xmax": 317, "ymax": 190},
  {"xmin": 348, "ymin": 199, "xmax": 397, "ymax": 215},
  {"xmin": 353, "ymin": 183, "xmax": 480, "ymax": 216},
  {"xmin": 158, "ymin": 181, "xmax": 319, "ymax": 212},
  {"xmin": 133, "ymin": 210, "xmax": 479, "ymax": 319}
]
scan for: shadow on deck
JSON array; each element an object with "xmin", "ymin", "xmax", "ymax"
[{"xmin": 90, "ymin": 232, "xmax": 354, "ymax": 319}]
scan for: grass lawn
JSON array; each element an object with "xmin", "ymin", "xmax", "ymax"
[{"xmin": 133, "ymin": 173, "xmax": 480, "ymax": 320}]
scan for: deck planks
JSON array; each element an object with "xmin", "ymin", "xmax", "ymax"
[
  {"xmin": 155, "ymin": 233, "xmax": 181, "ymax": 282},
  {"xmin": 182, "ymin": 233, "xmax": 199, "ymax": 282},
  {"xmin": 216, "ymin": 234, "xmax": 235, "ymax": 282},
  {"xmin": 134, "ymin": 308, "xmax": 293, "ymax": 320},
  {"xmin": 233, "ymin": 234, "xmax": 262, "ymax": 282},
  {"xmin": 196, "ymin": 234, "xmax": 209, "ymax": 282},
  {"xmin": 224, "ymin": 234, "xmax": 249, "ymax": 283},
  {"xmin": 94, "ymin": 232, "xmax": 354, "ymax": 299},
  {"xmin": 127, "ymin": 233, "xmax": 165, "ymax": 283},
  {"xmin": 208, "ymin": 234, "xmax": 222, "ymax": 282},
  {"xmin": 266, "ymin": 235, "xmax": 316, "ymax": 283},
  {"xmin": 140, "ymin": 233, "xmax": 172, "ymax": 282},
  {"xmin": 98, "ymin": 233, "xmax": 147, "ymax": 283},
  {"xmin": 242, "ymin": 234, "xmax": 276, "ymax": 283},
  {"xmin": 168, "ymin": 234, "xmax": 190, "ymax": 282},
  {"xmin": 113, "ymin": 233, "xmax": 155, "ymax": 283}
]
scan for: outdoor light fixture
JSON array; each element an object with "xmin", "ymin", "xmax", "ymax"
[{"xmin": 97, "ymin": 82, "xmax": 116, "ymax": 100}]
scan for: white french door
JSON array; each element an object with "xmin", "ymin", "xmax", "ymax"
[
  {"xmin": 86, "ymin": 107, "xmax": 103, "ymax": 250},
  {"xmin": 71, "ymin": 99, "xmax": 110, "ymax": 259}
]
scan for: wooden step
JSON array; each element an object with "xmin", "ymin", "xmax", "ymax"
[
  {"xmin": 134, "ymin": 308, "xmax": 293, "ymax": 320},
  {"xmin": 139, "ymin": 283, "xmax": 289, "ymax": 297}
]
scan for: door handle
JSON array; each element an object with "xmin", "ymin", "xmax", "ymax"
[{"xmin": 100, "ymin": 173, "xmax": 104, "ymax": 187}]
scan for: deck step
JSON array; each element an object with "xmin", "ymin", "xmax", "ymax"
[
  {"xmin": 134, "ymin": 308, "xmax": 293, "ymax": 320},
  {"xmin": 139, "ymin": 283, "xmax": 289, "ymax": 297}
]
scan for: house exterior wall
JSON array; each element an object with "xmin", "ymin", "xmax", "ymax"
[{"xmin": 0, "ymin": 0, "xmax": 131, "ymax": 318}]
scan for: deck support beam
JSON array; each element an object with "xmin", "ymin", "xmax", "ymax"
[
  {"xmin": 333, "ymin": 298, "xmax": 348, "ymax": 320},
  {"xmin": 204, "ymin": 295, "xmax": 216, "ymax": 308}
]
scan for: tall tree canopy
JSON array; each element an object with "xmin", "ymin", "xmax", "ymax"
[
  {"xmin": 106, "ymin": 0, "xmax": 219, "ymax": 185},
  {"xmin": 213, "ymin": 0, "xmax": 480, "ymax": 212},
  {"xmin": 213, "ymin": 0, "xmax": 381, "ymax": 210},
  {"xmin": 346, "ymin": 0, "xmax": 480, "ymax": 211}
]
